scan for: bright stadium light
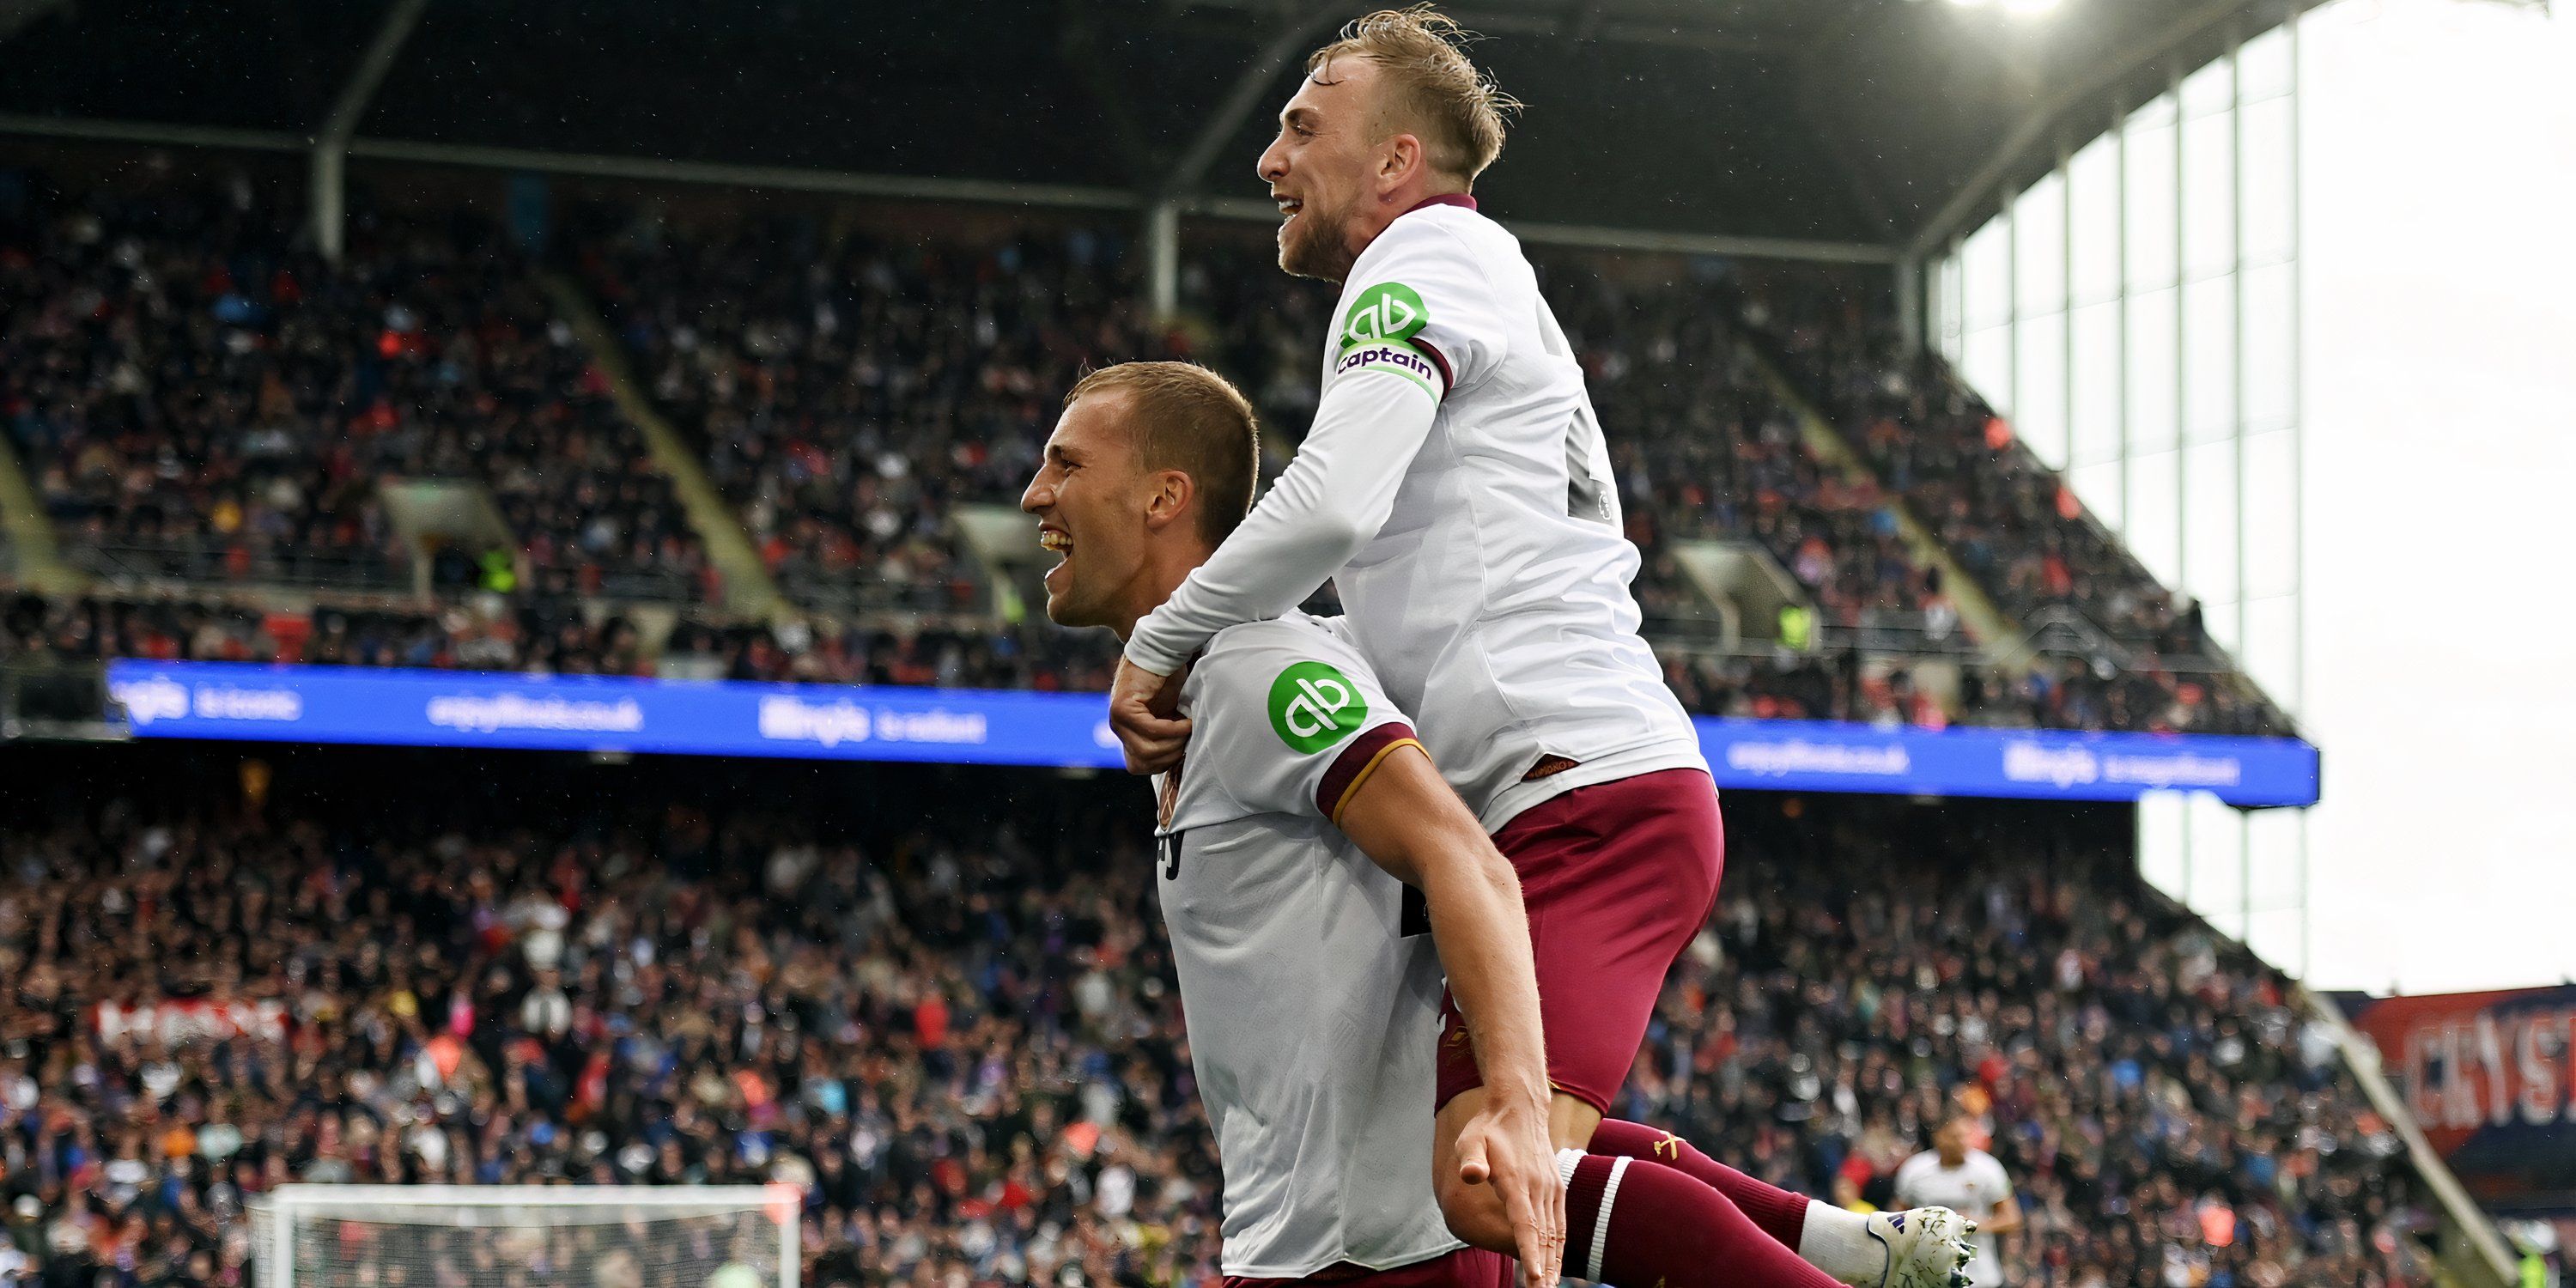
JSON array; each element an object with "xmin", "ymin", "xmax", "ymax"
[{"xmin": 2002, "ymin": 0, "xmax": 2065, "ymax": 12}]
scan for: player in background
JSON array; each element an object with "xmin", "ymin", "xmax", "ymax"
[
  {"xmin": 1102, "ymin": 11, "xmax": 1973, "ymax": 1288},
  {"xmin": 1893, "ymin": 1120, "xmax": 2023, "ymax": 1288},
  {"xmin": 1025, "ymin": 361, "xmax": 1561, "ymax": 1288}
]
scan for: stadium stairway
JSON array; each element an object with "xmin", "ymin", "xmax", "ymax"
[
  {"xmin": 539, "ymin": 274, "xmax": 790, "ymax": 623},
  {"xmin": 0, "ymin": 417, "xmax": 82, "ymax": 596},
  {"xmin": 1740, "ymin": 346, "xmax": 2028, "ymax": 668}
]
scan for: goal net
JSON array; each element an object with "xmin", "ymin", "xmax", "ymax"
[{"xmin": 248, "ymin": 1187, "xmax": 799, "ymax": 1288}]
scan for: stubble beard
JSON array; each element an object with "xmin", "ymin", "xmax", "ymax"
[{"xmin": 1278, "ymin": 206, "xmax": 1357, "ymax": 284}]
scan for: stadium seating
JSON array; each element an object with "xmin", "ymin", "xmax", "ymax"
[
  {"xmin": 0, "ymin": 178, "xmax": 715, "ymax": 603},
  {"xmin": 1741, "ymin": 283, "xmax": 2289, "ymax": 734},
  {"xmin": 570, "ymin": 214, "xmax": 1163, "ymax": 616},
  {"xmin": 0, "ymin": 167, "xmax": 2293, "ymax": 736},
  {"xmin": 0, "ymin": 752, "xmax": 2426, "ymax": 1288},
  {"xmin": 0, "ymin": 589, "xmax": 647, "ymax": 675}
]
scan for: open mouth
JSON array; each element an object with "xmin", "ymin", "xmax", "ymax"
[
  {"xmin": 1273, "ymin": 195, "xmax": 1303, "ymax": 229},
  {"xmin": 1038, "ymin": 528, "xmax": 1072, "ymax": 586}
]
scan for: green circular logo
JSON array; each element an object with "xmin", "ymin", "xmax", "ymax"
[
  {"xmin": 1267, "ymin": 660, "xmax": 1369, "ymax": 755},
  {"xmin": 1340, "ymin": 283, "xmax": 1428, "ymax": 352}
]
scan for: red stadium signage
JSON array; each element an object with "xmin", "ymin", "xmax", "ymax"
[
  {"xmin": 94, "ymin": 999, "xmax": 290, "ymax": 1045},
  {"xmin": 2344, "ymin": 985, "xmax": 2576, "ymax": 1208}
]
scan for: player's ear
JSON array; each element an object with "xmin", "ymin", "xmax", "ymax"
[
  {"xmin": 1141, "ymin": 469, "xmax": 1195, "ymax": 533},
  {"xmin": 1380, "ymin": 132, "xmax": 1424, "ymax": 191}
]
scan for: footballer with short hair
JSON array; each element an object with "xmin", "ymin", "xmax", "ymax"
[
  {"xmin": 1026, "ymin": 360, "xmax": 1565, "ymax": 1288},
  {"xmin": 1103, "ymin": 11, "xmax": 1979, "ymax": 1288}
]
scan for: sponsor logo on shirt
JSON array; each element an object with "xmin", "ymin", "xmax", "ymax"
[
  {"xmin": 1333, "ymin": 341, "xmax": 1440, "ymax": 387},
  {"xmin": 1267, "ymin": 660, "xmax": 1368, "ymax": 754},
  {"xmin": 1339, "ymin": 282, "xmax": 1428, "ymax": 352}
]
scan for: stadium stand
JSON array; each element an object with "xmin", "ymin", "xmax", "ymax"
[
  {"xmin": 0, "ymin": 161, "xmax": 2290, "ymax": 736},
  {"xmin": 570, "ymin": 212, "xmax": 1169, "ymax": 617},
  {"xmin": 0, "ymin": 749, "xmax": 2425, "ymax": 1288},
  {"xmin": 0, "ymin": 176, "xmax": 715, "ymax": 603},
  {"xmin": 0, "ymin": 590, "xmax": 646, "ymax": 675},
  {"xmin": 1738, "ymin": 283, "xmax": 2289, "ymax": 734}
]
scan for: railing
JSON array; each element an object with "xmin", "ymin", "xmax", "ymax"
[
  {"xmin": 775, "ymin": 568, "xmax": 987, "ymax": 617},
  {"xmin": 65, "ymin": 539, "xmax": 408, "ymax": 593},
  {"xmin": 1642, "ymin": 611, "xmax": 1986, "ymax": 661}
]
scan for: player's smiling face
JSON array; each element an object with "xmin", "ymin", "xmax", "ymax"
[
  {"xmin": 1021, "ymin": 392, "xmax": 1157, "ymax": 633},
  {"xmin": 1259, "ymin": 58, "xmax": 1390, "ymax": 283}
]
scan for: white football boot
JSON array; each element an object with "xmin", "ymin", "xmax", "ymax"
[{"xmin": 1858, "ymin": 1207, "xmax": 1978, "ymax": 1288}]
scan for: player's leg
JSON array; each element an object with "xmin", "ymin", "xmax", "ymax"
[
  {"xmin": 1494, "ymin": 769, "xmax": 1971, "ymax": 1288},
  {"xmin": 1433, "ymin": 1087, "xmax": 1845, "ymax": 1288},
  {"xmin": 1581, "ymin": 1118, "xmax": 1976, "ymax": 1288}
]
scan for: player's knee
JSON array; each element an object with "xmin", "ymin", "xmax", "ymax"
[{"xmin": 1435, "ymin": 1169, "xmax": 1512, "ymax": 1254}]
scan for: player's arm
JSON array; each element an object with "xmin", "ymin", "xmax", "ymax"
[
  {"xmin": 1334, "ymin": 740, "xmax": 1563, "ymax": 1288},
  {"xmin": 1334, "ymin": 740, "xmax": 1547, "ymax": 1107},
  {"xmin": 1107, "ymin": 372, "xmax": 1437, "ymax": 770},
  {"xmin": 1981, "ymin": 1191, "xmax": 2024, "ymax": 1236}
]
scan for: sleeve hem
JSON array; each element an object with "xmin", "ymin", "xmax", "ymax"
[
  {"xmin": 1318, "ymin": 722, "xmax": 1423, "ymax": 823},
  {"xmin": 1122, "ymin": 634, "xmax": 1186, "ymax": 677}
]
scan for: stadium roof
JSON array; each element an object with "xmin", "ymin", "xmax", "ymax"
[{"xmin": 0, "ymin": 0, "xmax": 2316, "ymax": 260}]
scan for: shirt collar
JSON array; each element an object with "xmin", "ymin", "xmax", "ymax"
[{"xmin": 1401, "ymin": 193, "xmax": 1479, "ymax": 215}]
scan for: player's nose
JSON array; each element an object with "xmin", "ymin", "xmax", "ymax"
[
  {"xmin": 1256, "ymin": 137, "xmax": 1288, "ymax": 184},
  {"xmin": 1019, "ymin": 474, "xmax": 1049, "ymax": 514}
]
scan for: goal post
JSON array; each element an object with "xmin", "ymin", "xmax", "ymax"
[{"xmin": 249, "ymin": 1186, "xmax": 800, "ymax": 1288}]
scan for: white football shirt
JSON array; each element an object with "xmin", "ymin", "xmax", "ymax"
[
  {"xmin": 1149, "ymin": 611, "xmax": 1460, "ymax": 1278},
  {"xmin": 1127, "ymin": 197, "xmax": 1704, "ymax": 830},
  {"xmin": 1892, "ymin": 1148, "xmax": 2015, "ymax": 1286}
]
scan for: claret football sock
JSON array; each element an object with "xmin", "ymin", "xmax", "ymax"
[
  {"xmin": 1586, "ymin": 1120, "xmax": 1815, "ymax": 1249},
  {"xmin": 1556, "ymin": 1148, "xmax": 1848, "ymax": 1288}
]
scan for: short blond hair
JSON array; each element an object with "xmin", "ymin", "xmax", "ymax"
[
  {"xmin": 1064, "ymin": 362, "xmax": 1262, "ymax": 545},
  {"xmin": 1308, "ymin": 6, "xmax": 1517, "ymax": 184}
]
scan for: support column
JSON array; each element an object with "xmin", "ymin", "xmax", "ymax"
[
  {"xmin": 2231, "ymin": 34, "xmax": 2250, "ymax": 654},
  {"xmin": 1896, "ymin": 254, "xmax": 1923, "ymax": 358},
  {"xmin": 2060, "ymin": 134, "xmax": 2076, "ymax": 474},
  {"xmin": 2002, "ymin": 186, "xmax": 2019, "ymax": 422},
  {"xmin": 2171, "ymin": 66, "xmax": 2189, "ymax": 590},
  {"xmin": 1145, "ymin": 199, "xmax": 1181, "ymax": 324},
  {"xmin": 2287, "ymin": 3, "xmax": 2312, "ymax": 978},
  {"xmin": 2114, "ymin": 100, "xmax": 2131, "ymax": 534},
  {"xmin": 313, "ymin": 0, "xmax": 430, "ymax": 260}
]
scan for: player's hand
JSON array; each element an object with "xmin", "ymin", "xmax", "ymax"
[
  {"xmin": 1109, "ymin": 657, "xmax": 1190, "ymax": 774},
  {"xmin": 1454, "ymin": 1091, "xmax": 1564, "ymax": 1288}
]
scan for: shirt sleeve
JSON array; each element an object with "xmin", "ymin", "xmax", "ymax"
[
  {"xmin": 1182, "ymin": 622, "xmax": 1421, "ymax": 824},
  {"xmin": 1121, "ymin": 225, "xmax": 1510, "ymax": 676}
]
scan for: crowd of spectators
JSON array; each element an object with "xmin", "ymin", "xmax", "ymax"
[
  {"xmin": 0, "ymin": 167, "xmax": 2291, "ymax": 735},
  {"xmin": 1740, "ymin": 281, "xmax": 2287, "ymax": 734},
  {"xmin": 1545, "ymin": 264, "xmax": 1951, "ymax": 641},
  {"xmin": 0, "ymin": 591, "xmax": 647, "ymax": 677},
  {"xmin": 0, "ymin": 174, "xmax": 713, "ymax": 602},
  {"xmin": 657, "ymin": 618, "xmax": 1120, "ymax": 693},
  {"xmin": 571, "ymin": 216, "xmax": 1190, "ymax": 616},
  {"xmin": 0, "ymin": 592, "xmax": 1121, "ymax": 696},
  {"xmin": 0, "ymin": 754, "xmax": 2424, "ymax": 1288}
]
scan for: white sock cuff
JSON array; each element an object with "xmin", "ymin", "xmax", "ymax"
[
  {"xmin": 1588, "ymin": 1156, "xmax": 1631, "ymax": 1282},
  {"xmin": 1554, "ymin": 1146, "xmax": 1585, "ymax": 1191}
]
